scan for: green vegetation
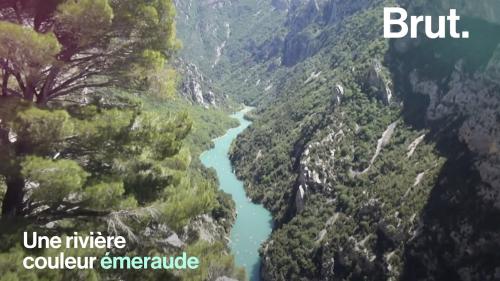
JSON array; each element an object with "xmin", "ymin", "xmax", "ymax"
[
  {"xmin": 141, "ymin": 96, "xmax": 239, "ymax": 157},
  {"xmin": 2, "ymin": 0, "xmax": 497, "ymax": 280},
  {"xmin": 0, "ymin": 1, "xmax": 243, "ymax": 280},
  {"xmin": 219, "ymin": 1, "xmax": 466, "ymax": 280},
  {"xmin": 0, "ymin": 93, "xmax": 242, "ymax": 280},
  {"xmin": 0, "ymin": 0, "xmax": 180, "ymax": 103},
  {"xmin": 175, "ymin": 0, "xmax": 287, "ymax": 104}
]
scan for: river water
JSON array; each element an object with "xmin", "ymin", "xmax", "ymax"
[{"xmin": 200, "ymin": 108, "xmax": 273, "ymax": 281}]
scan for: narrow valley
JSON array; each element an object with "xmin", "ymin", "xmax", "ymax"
[
  {"xmin": 176, "ymin": 0, "xmax": 500, "ymax": 280},
  {"xmin": 200, "ymin": 108, "xmax": 272, "ymax": 281},
  {"xmin": 0, "ymin": 1, "xmax": 498, "ymax": 281}
]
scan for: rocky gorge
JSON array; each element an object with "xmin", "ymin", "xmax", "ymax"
[{"xmin": 174, "ymin": 0, "xmax": 500, "ymax": 280}]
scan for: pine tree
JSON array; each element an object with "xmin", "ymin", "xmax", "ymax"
[
  {"xmin": 0, "ymin": 2, "xmax": 243, "ymax": 280},
  {"xmin": 0, "ymin": 0, "xmax": 180, "ymax": 104},
  {"xmin": 0, "ymin": 0, "xmax": 182, "ymax": 218}
]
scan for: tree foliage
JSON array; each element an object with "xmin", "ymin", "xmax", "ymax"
[
  {"xmin": 0, "ymin": 95, "xmax": 191, "ymax": 218},
  {"xmin": 0, "ymin": 0, "xmax": 180, "ymax": 104},
  {"xmin": 0, "ymin": 94, "xmax": 242, "ymax": 280},
  {"xmin": 0, "ymin": 1, "xmax": 245, "ymax": 280}
]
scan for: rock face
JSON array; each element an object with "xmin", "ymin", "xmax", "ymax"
[
  {"xmin": 215, "ymin": 277, "xmax": 239, "ymax": 281},
  {"xmin": 177, "ymin": 60, "xmax": 219, "ymax": 107},
  {"xmin": 142, "ymin": 224, "xmax": 185, "ymax": 251},
  {"xmin": 295, "ymin": 184, "xmax": 306, "ymax": 213},
  {"xmin": 394, "ymin": 21, "xmax": 500, "ymax": 279},
  {"xmin": 350, "ymin": 121, "xmax": 398, "ymax": 176},
  {"xmin": 409, "ymin": 61, "xmax": 500, "ymax": 190},
  {"xmin": 182, "ymin": 214, "xmax": 230, "ymax": 244},
  {"xmin": 165, "ymin": 233, "xmax": 185, "ymax": 248},
  {"xmin": 174, "ymin": 0, "xmax": 234, "ymax": 107},
  {"xmin": 366, "ymin": 60, "xmax": 393, "ymax": 104},
  {"xmin": 243, "ymin": 0, "xmax": 378, "ymax": 67},
  {"xmin": 229, "ymin": 0, "xmax": 499, "ymax": 280},
  {"xmin": 176, "ymin": 0, "xmax": 500, "ymax": 280}
]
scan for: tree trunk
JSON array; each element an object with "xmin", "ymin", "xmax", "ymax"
[
  {"xmin": 38, "ymin": 66, "xmax": 59, "ymax": 104},
  {"xmin": 23, "ymin": 81, "xmax": 37, "ymax": 102},
  {"xmin": 1, "ymin": 175, "xmax": 25, "ymax": 218},
  {"xmin": 1, "ymin": 70, "xmax": 8, "ymax": 97}
]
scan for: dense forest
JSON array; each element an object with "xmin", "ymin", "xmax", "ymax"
[
  {"xmin": 0, "ymin": 1, "xmax": 243, "ymax": 280},
  {"xmin": 175, "ymin": 0, "xmax": 500, "ymax": 280},
  {"xmin": 1, "ymin": 0, "xmax": 499, "ymax": 281}
]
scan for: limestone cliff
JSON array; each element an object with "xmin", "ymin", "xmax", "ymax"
[{"xmin": 175, "ymin": 0, "xmax": 500, "ymax": 280}]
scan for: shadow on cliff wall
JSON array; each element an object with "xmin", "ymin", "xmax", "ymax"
[{"xmin": 386, "ymin": 16, "xmax": 500, "ymax": 281}]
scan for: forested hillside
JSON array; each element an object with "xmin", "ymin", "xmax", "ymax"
[
  {"xmin": 1, "ymin": 0, "xmax": 499, "ymax": 281},
  {"xmin": 176, "ymin": 0, "xmax": 500, "ymax": 280},
  {"xmin": 0, "ymin": 1, "xmax": 243, "ymax": 280}
]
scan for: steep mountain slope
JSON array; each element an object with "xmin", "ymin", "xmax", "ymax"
[
  {"xmin": 173, "ymin": 0, "xmax": 233, "ymax": 107},
  {"xmin": 176, "ymin": 0, "xmax": 500, "ymax": 280},
  {"xmin": 175, "ymin": 0, "xmax": 287, "ymax": 105},
  {"xmin": 389, "ymin": 2, "xmax": 500, "ymax": 280}
]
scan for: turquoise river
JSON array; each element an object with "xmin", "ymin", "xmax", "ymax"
[{"xmin": 200, "ymin": 108, "xmax": 273, "ymax": 281}]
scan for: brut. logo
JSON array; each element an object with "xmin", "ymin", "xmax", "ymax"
[{"xmin": 384, "ymin": 7, "xmax": 470, "ymax": 39}]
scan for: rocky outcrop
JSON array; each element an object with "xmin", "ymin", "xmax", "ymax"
[
  {"xmin": 165, "ymin": 233, "xmax": 185, "ymax": 248},
  {"xmin": 182, "ymin": 214, "xmax": 231, "ymax": 244},
  {"xmin": 280, "ymin": 0, "xmax": 327, "ymax": 66},
  {"xmin": 365, "ymin": 60, "xmax": 393, "ymax": 104},
  {"xmin": 295, "ymin": 184, "xmax": 306, "ymax": 213},
  {"xmin": 304, "ymin": 71, "xmax": 322, "ymax": 84},
  {"xmin": 390, "ymin": 5, "xmax": 500, "ymax": 280},
  {"xmin": 280, "ymin": 0, "xmax": 377, "ymax": 66},
  {"xmin": 178, "ymin": 61, "xmax": 219, "ymax": 107},
  {"xmin": 174, "ymin": 0, "xmax": 236, "ymax": 107},
  {"xmin": 177, "ymin": 0, "xmax": 500, "ymax": 280},
  {"xmin": 407, "ymin": 134, "xmax": 426, "ymax": 158},
  {"xmin": 409, "ymin": 59, "xmax": 500, "ymax": 192},
  {"xmin": 142, "ymin": 224, "xmax": 186, "ymax": 251},
  {"xmin": 298, "ymin": 127, "xmax": 345, "ymax": 197},
  {"xmin": 333, "ymin": 83, "xmax": 344, "ymax": 105},
  {"xmin": 350, "ymin": 121, "xmax": 397, "ymax": 176},
  {"xmin": 215, "ymin": 277, "xmax": 239, "ymax": 281}
]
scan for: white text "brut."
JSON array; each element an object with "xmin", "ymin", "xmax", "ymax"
[{"xmin": 384, "ymin": 7, "xmax": 470, "ymax": 39}]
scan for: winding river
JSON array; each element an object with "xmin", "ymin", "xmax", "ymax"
[{"xmin": 200, "ymin": 108, "xmax": 273, "ymax": 281}]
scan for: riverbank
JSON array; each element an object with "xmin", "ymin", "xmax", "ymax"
[{"xmin": 200, "ymin": 108, "xmax": 273, "ymax": 281}]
